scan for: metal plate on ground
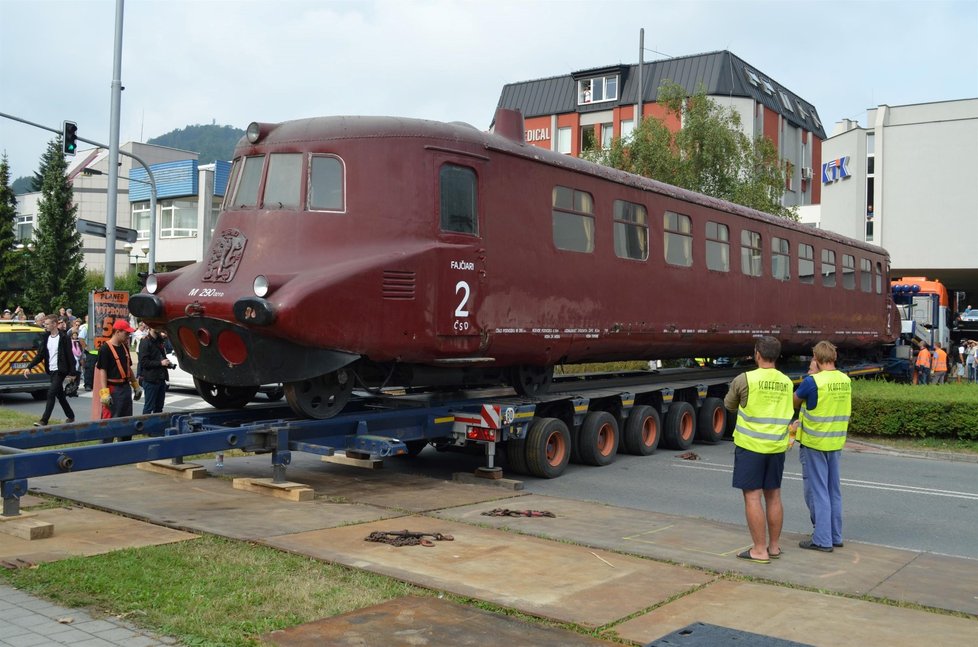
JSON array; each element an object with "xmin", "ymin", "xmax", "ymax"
[
  {"xmin": 263, "ymin": 515, "xmax": 714, "ymax": 628},
  {"xmin": 263, "ymin": 595, "xmax": 618, "ymax": 646},
  {"xmin": 0, "ymin": 506, "xmax": 196, "ymax": 567},
  {"xmin": 646, "ymin": 622, "xmax": 814, "ymax": 646}
]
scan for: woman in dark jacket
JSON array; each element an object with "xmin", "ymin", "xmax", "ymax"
[
  {"xmin": 137, "ymin": 326, "xmax": 173, "ymax": 414},
  {"xmin": 23, "ymin": 314, "xmax": 78, "ymax": 426}
]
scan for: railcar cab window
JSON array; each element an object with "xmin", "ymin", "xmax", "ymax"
[
  {"xmin": 232, "ymin": 155, "xmax": 264, "ymax": 208},
  {"xmin": 263, "ymin": 154, "xmax": 302, "ymax": 209},
  {"xmin": 860, "ymin": 258, "xmax": 873, "ymax": 292},
  {"xmin": 705, "ymin": 221, "xmax": 729, "ymax": 272},
  {"xmin": 821, "ymin": 249, "xmax": 837, "ymax": 287},
  {"xmin": 663, "ymin": 212, "xmax": 692, "ymax": 266},
  {"xmin": 741, "ymin": 230, "xmax": 762, "ymax": 277},
  {"xmin": 772, "ymin": 237, "xmax": 790, "ymax": 281},
  {"xmin": 842, "ymin": 254, "xmax": 856, "ymax": 290},
  {"xmin": 309, "ymin": 156, "xmax": 345, "ymax": 211},
  {"xmin": 552, "ymin": 186, "xmax": 594, "ymax": 253},
  {"xmin": 798, "ymin": 243, "xmax": 815, "ymax": 284},
  {"xmin": 439, "ymin": 165, "xmax": 478, "ymax": 235},
  {"xmin": 613, "ymin": 200, "xmax": 648, "ymax": 261}
]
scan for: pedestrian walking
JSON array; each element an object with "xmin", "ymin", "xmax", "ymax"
[
  {"xmin": 22, "ymin": 314, "xmax": 77, "ymax": 426},
  {"xmin": 724, "ymin": 335, "xmax": 794, "ymax": 564}
]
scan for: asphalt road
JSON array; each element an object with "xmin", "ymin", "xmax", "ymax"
[{"xmin": 3, "ymin": 389, "xmax": 976, "ymax": 560}]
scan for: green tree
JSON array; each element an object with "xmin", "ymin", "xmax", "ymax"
[
  {"xmin": 0, "ymin": 153, "xmax": 27, "ymax": 307},
  {"xmin": 597, "ymin": 82, "xmax": 797, "ymax": 220},
  {"xmin": 23, "ymin": 138, "xmax": 86, "ymax": 314}
]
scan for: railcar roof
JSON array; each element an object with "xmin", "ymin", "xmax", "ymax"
[{"xmin": 240, "ymin": 115, "xmax": 887, "ymax": 258}]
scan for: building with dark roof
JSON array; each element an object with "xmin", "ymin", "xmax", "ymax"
[{"xmin": 496, "ymin": 50, "xmax": 826, "ymax": 207}]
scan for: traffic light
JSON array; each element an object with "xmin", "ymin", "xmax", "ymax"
[{"xmin": 62, "ymin": 121, "xmax": 78, "ymax": 156}]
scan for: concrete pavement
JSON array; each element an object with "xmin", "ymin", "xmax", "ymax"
[{"xmin": 2, "ymin": 451, "xmax": 977, "ymax": 646}]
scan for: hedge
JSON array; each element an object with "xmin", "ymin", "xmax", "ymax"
[{"xmin": 850, "ymin": 381, "xmax": 978, "ymax": 440}]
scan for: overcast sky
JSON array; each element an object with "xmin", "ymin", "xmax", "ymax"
[{"xmin": 1, "ymin": 0, "xmax": 976, "ymax": 182}]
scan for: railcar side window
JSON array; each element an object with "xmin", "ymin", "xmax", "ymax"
[
  {"xmin": 771, "ymin": 237, "xmax": 790, "ymax": 281},
  {"xmin": 842, "ymin": 254, "xmax": 856, "ymax": 290},
  {"xmin": 262, "ymin": 154, "xmax": 302, "ymax": 209},
  {"xmin": 440, "ymin": 165, "xmax": 479, "ymax": 235},
  {"xmin": 706, "ymin": 221, "xmax": 729, "ymax": 272},
  {"xmin": 663, "ymin": 212, "xmax": 692, "ymax": 266},
  {"xmin": 875, "ymin": 262, "xmax": 883, "ymax": 293},
  {"xmin": 860, "ymin": 258, "xmax": 873, "ymax": 292},
  {"xmin": 613, "ymin": 200, "xmax": 648, "ymax": 260},
  {"xmin": 798, "ymin": 243, "xmax": 815, "ymax": 284},
  {"xmin": 309, "ymin": 156, "xmax": 345, "ymax": 211},
  {"xmin": 552, "ymin": 186, "xmax": 594, "ymax": 253},
  {"xmin": 741, "ymin": 230, "xmax": 762, "ymax": 277},
  {"xmin": 822, "ymin": 249, "xmax": 837, "ymax": 287},
  {"xmin": 233, "ymin": 155, "xmax": 264, "ymax": 208}
]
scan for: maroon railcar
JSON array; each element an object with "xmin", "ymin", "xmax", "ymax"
[{"xmin": 130, "ymin": 111, "xmax": 897, "ymax": 418}]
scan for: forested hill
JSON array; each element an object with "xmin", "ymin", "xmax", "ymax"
[{"xmin": 147, "ymin": 124, "xmax": 244, "ymax": 165}]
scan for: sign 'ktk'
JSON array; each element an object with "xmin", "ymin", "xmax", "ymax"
[{"xmin": 822, "ymin": 156, "xmax": 851, "ymax": 184}]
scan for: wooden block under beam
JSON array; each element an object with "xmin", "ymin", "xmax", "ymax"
[
  {"xmin": 0, "ymin": 512, "xmax": 55, "ymax": 540},
  {"xmin": 231, "ymin": 478, "xmax": 314, "ymax": 502},
  {"xmin": 137, "ymin": 460, "xmax": 208, "ymax": 479},
  {"xmin": 322, "ymin": 454, "xmax": 384, "ymax": 469}
]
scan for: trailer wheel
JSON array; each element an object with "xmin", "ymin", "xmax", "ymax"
[
  {"xmin": 506, "ymin": 438, "xmax": 529, "ymax": 475},
  {"xmin": 525, "ymin": 417, "xmax": 570, "ymax": 479},
  {"xmin": 622, "ymin": 405, "xmax": 660, "ymax": 455},
  {"xmin": 194, "ymin": 378, "xmax": 259, "ymax": 410},
  {"xmin": 510, "ymin": 365, "xmax": 553, "ymax": 397},
  {"xmin": 403, "ymin": 440, "xmax": 428, "ymax": 457},
  {"xmin": 696, "ymin": 397, "xmax": 727, "ymax": 444},
  {"xmin": 577, "ymin": 411, "xmax": 619, "ymax": 466},
  {"xmin": 662, "ymin": 401, "xmax": 696, "ymax": 450}
]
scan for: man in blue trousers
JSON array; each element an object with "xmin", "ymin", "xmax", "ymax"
[{"xmin": 791, "ymin": 341, "xmax": 851, "ymax": 552}]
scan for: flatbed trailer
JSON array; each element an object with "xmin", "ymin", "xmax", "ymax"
[{"xmin": 0, "ymin": 363, "xmax": 883, "ymax": 519}]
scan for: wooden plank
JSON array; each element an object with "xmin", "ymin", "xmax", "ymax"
[
  {"xmin": 0, "ymin": 512, "xmax": 55, "ymax": 541},
  {"xmin": 231, "ymin": 478, "xmax": 315, "ymax": 502},
  {"xmin": 322, "ymin": 454, "xmax": 383, "ymax": 469},
  {"xmin": 137, "ymin": 460, "xmax": 208, "ymax": 479}
]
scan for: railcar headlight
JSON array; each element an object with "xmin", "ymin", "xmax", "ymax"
[
  {"xmin": 246, "ymin": 122, "xmax": 264, "ymax": 144},
  {"xmin": 146, "ymin": 274, "xmax": 159, "ymax": 294},
  {"xmin": 253, "ymin": 275, "xmax": 270, "ymax": 298}
]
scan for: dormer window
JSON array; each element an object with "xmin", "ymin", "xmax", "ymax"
[
  {"xmin": 744, "ymin": 68, "xmax": 760, "ymax": 87},
  {"xmin": 797, "ymin": 103, "xmax": 809, "ymax": 121},
  {"xmin": 578, "ymin": 75, "xmax": 618, "ymax": 105},
  {"xmin": 761, "ymin": 79, "xmax": 775, "ymax": 96},
  {"xmin": 778, "ymin": 90, "xmax": 794, "ymax": 113}
]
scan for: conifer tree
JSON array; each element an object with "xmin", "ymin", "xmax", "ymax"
[
  {"xmin": 23, "ymin": 138, "xmax": 86, "ymax": 314},
  {"xmin": 0, "ymin": 153, "xmax": 26, "ymax": 307}
]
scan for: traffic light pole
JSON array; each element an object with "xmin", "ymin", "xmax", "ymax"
[{"xmin": 0, "ymin": 110, "xmax": 159, "ymax": 277}]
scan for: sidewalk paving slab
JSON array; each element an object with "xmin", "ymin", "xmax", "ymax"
[
  {"xmin": 613, "ymin": 580, "xmax": 978, "ymax": 647},
  {"xmin": 262, "ymin": 515, "xmax": 715, "ymax": 627}
]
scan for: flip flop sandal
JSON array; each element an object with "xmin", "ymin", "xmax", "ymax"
[
  {"xmin": 768, "ymin": 548, "xmax": 783, "ymax": 559},
  {"xmin": 737, "ymin": 549, "xmax": 770, "ymax": 564}
]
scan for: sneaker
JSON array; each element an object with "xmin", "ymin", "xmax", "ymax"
[
  {"xmin": 833, "ymin": 542, "xmax": 844, "ymax": 548},
  {"xmin": 33, "ymin": 421, "xmax": 47, "ymax": 427},
  {"xmin": 65, "ymin": 418, "xmax": 75, "ymax": 424},
  {"xmin": 799, "ymin": 539, "xmax": 833, "ymax": 552}
]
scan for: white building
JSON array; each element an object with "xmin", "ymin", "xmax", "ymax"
[{"xmin": 805, "ymin": 98, "xmax": 978, "ymax": 302}]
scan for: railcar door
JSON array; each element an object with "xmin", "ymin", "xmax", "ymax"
[{"xmin": 433, "ymin": 158, "xmax": 486, "ymax": 355}]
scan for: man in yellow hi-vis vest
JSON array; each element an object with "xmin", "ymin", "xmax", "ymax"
[
  {"xmin": 724, "ymin": 336, "xmax": 794, "ymax": 564},
  {"xmin": 791, "ymin": 340, "xmax": 851, "ymax": 552}
]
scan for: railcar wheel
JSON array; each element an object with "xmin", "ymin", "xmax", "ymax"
[
  {"xmin": 193, "ymin": 378, "xmax": 259, "ymax": 410},
  {"xmin": 696, "ymin": 397, "xmax": 727, "ymax": 444},
  {"xmin": 661, "ymin": 401, "xmax": 696, "ymax": 450},
  {"xmin": 510, "ymin": 365, "xmax": 554, "ymax": 397},
  {"xmin": 284, "ymin": 369, "xmax": 353, "ymax": 419},
  {"xmin": 505, "ymin": 438, "xmax": 529, "ymax": 475},
  {"xmin": 622, "ymin": 405, "xmax": 660, "ymax": 456},
  {"xmin": 577, "ymin": 411, "xmax": 619, "ymax": 466},
  {"xmin": 525, "ymin": 417, "xmax": 571, "ymax": 479}
]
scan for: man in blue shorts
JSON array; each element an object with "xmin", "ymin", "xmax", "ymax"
[{"xmin": 724, "ymin": 336, "xmax": 794, "ymax": 564}]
